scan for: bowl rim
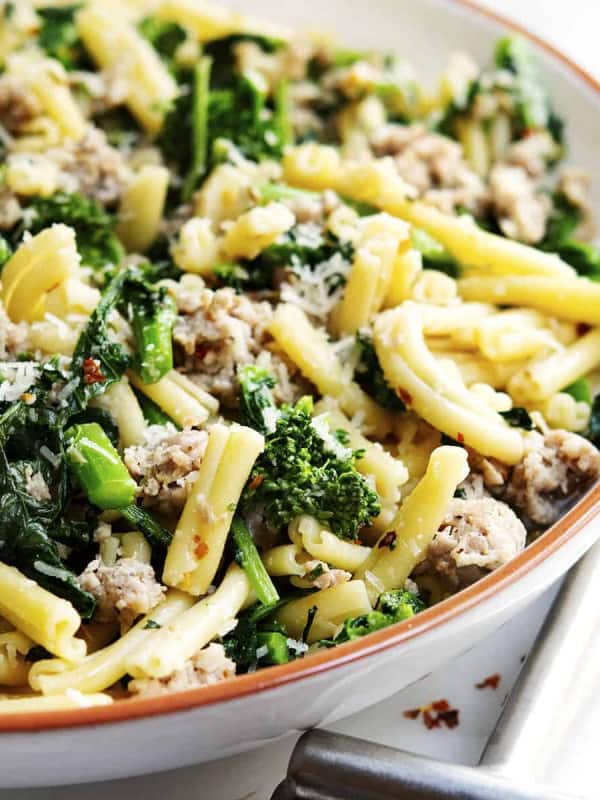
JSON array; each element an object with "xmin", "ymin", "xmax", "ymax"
[{"xmin": 3, "ymin": 0, "xmax": 600, "ymax": 733}]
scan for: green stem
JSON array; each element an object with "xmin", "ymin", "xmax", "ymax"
[
  {"xmin": 274, "ymin": 79, "xmax": 293, "ymax": 147},
  {"xmin": 65, "ymin": 422, "xmax": 136, "ymax": 509},
  {"xmin": 182, "ymin": 56, "xmax": 212, "ymax": 200},
  {"xmin": 231, "ymin": 516, "xmax": 279, "ymax": 606},
  {"xmin": 121, "ymin": 504, "xmax": 172, "ymax": 550},
  {"xmin": 132, "ymin": 291, "xmax": 176, "ymax": 384}
]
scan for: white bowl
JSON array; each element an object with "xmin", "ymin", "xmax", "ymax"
[{"xmin": 3, "ymin": 0, "xmax": 600, "ymax": 787}]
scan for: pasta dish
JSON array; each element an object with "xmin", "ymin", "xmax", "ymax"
[{"xmin": 0, "ymin": 0, "xmax": 599, "ymax": 712}]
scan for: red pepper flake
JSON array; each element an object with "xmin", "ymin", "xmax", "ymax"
[
  {"xmin": 193, "ymin": 536, "xmax": 209, "ymax": 559},
  {"xmin": 194, "ymin": 342, "xmax": 212, "ymax": 360},
  {"xmin": 83, "ymin": 358, "xmax": 105, "ymax": 385},
  {"xmin": 456, "ymin": 432, "xmax": 465, "ymax": 445},
  {"xmin": 402, "ymin": 708, "xmax": 421, "ymax": 720},
  {"xmin": 378, "ymin": 531, "xmax": 397, "ymax": 550},
  {"xmin": 403, "ymin": 699, "xmax": 460, "ymax": 730},
  {"xmin": 475, "ymin": 673, "xmax": 501, "ymax": 690},
  {"xmin": 247, "ymin": 473, "xmax": 265, "ymax": 492},
  {"xmin": 397, "ymin": 387, "xmax": 413, "ymax": 406}
]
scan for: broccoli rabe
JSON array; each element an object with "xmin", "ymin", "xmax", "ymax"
[
  {"xmin": 541, "ymin": 192, "xmax": 600, "ymax": 280},
  {"xmin": 411, "ymin": 228, "xmax": 459, "ymax": 277},
  {"xmin": 238, "ymin": 365, "xmax": 277, "ymax": 434},
  {"xmin": 37, "ymin": 5, "xmax": 89, "ymax": 70},
  {"xmin": 20, "ymin": 192, "xmax": 124, "ymax": 274},
  {"xmin": 564, "ymin": 377, "xmax": 592, "ymax": 405},
  {"xmin": 355, "ymin": 331, "xmax": 406, "ymax": 412},
  {"xmin": 588, "ymin": 395, "xmax": 600, "ymax": 448},
  {"xmin": 222, "ymin": 601, "xmax": 292, "ymax": 672},
  {"xmin": 239, "ymin": 368, "xmax": 380, "ymax": 539},
  {"xmin": 320, "ymin": 589, "xmax": 425, "ymax": 645},
  {"xmin": 138, "ymin": 16, "xmax": 186, "ymax": 69}
]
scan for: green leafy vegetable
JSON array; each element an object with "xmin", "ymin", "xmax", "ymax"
[
  {"xmin": 231, "ymin": 516, "xmax": 279, "ymax": 606},
  {"xmin": 240, "ymin": 372, "xmax": 380, "ymax": 539},
  {"xmin": 319, "ymin": 589, "xmax": 424, "ymax": 646},
  {"xmin": 238, "ymin": 365, "xmax": 277, "ymax": 435},
  {"xmin": 540, "ymin": 193, "xmax": 600, "ymax": 280},
  {"xmin": 588, "ymin": 394, "xmax": 600, "ymax": 448},
  {"xmin": 21, "ymin": 192, "xmax": 124, "ymax": 273},
  {"xmin": 120, "ymin": 504, "xmax": 172, "ymax": 550},
  {"xmin": 355, "ymin": 331, "xmax": 406, "ymax": 412},
  {"xmin": 564, "ymin": 378, "xmax": 592, "ymax": 405},
  {"xmin": 37, "ymin": 4, "xmax": 88, "ymax": 70},
  {"xmin": 127, "ymin": 278, "xmax": 177, "ymax": 385},
  {"xmin": 182, "ymin": 57, "xmax": 212, "ymax": 200},
  {"xmin": 411, "ymin": 228, "xmax": 459, "ymax": 277},
  {"xmin": 138, "ymin": 16, "xmax": 186, "ymax": 68},
  {"xmin": 500, "ymin": 407, "xmax": 534, "ymax": 430}
]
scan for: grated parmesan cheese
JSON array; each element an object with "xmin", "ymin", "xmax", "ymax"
[
  {"xmin": 0, "ymin": 361, "xmax": 39, "ymax": 402},
  {"xmin": 280, "ymin": 252, "xmax": 351, "ymax": 322},
  {"xmin": 311, "ymin": 413, "xmax": 353, "ymax": 460}
]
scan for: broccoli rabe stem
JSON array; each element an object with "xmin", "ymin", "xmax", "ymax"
[
  {"xmin": 257, "ymin": 182, "xmax": 320, "ymax": 204},
  {"xmin": 256, "ymin": 630, "xmax": 290, "ymax": 664},
  {"xmin": 231, "ymin": 516, "xmax": 279, "ymax": 606},
  {"xmin": 65, "ymin": 422, "xmax": 137, "ymax": 509},
  {"xmin": 131, "ymin": 291, "xmax": 177, "ymax": 384},
  {"xmin": 182, "ymin": 56, "xmax": 212, "ymax": 201},
  {"xmin": 120, "ymin": 504, "xmax": 172, "ymax": 550},
  {"xmin": 274, "ymin": 79, "xmax": 293, "ymax": 148}
]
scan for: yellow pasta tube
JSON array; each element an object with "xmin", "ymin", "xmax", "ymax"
[
  {"xmin": 313, "ymin": 400, "xmax": 408, "ymax": 529},
  {"xmin": 384, "ymin": 198, "xmax": 575, "ymax": 279},
  {"xmin": 334, "ymin": 215, "xmax": 408, "ymax": 334},
  {"xmin": 0, "ymin": 562, "xmax": 85, "ymax": 662},
  {"xmin": 458, "ymin": 276, "xmax": 600, "ymax": 326},
  {"xmin": 0, "ymin": 224, "xmax": 80, "ymax": 322},
  {"xmin": 156, "ymin": 0, "xmax": 242, "ymax": 42},
  {"xmin": 77, "ymin": 5, "xmax": 177, "ymax": 134},
  {"xmin": 274, "ymin": 580, "xmax": 372, "ymax": 643},
  {"xmin": 262, "ymin": 544, "xmax": 307, "ymax": 577},
  {"xmin": 385, "ymin": 248, "xmax": 422, "ymax": 307},
  {"xmin": 269, "ymin": 304, "xmax": 393, "ymax": 438},
  {"xmin": 91, "ymin": 377, "xmax": 147, "ymax": 448},
  {"xmin": 0, "ymin": 631, "xmax": 33, "ymax": 687},
  {"xmin": 127, "ymin": 564, "xmax": 250, "ymax": 679},
  {"xmin": 128, "ymin": 369, "xmax": 217, "ymax": 428},
  {"xmin": 374, "ymin": 308, "xmax": 524, "ymax": 463},
  {"xmin": 292, "ymin": 516, "xmax": 371, "ymax": 573},
  {"xmin": 163, "ymin": 424, "xmax": 264, "ymax": 595},
  {"xmin": 508, "ymin": 328, "xmax": 600, "ymax": 403},
  {"xmin": 171, "ymin": 217, "xmax": 220, "ymax": 275},
  {"xmin": 11, "ymin": 55, "xmax": 87, "ymax": 141},
  {"xmin": 419, "ymin": 302, "xmax": 495, "ymax": 336},
  {"xmin": 29, "ymin": 590, "xmax": 194, "ymax": 695},
  {"xmin": 45, "ymin": 278, "xmax": 100, "ymax": 318},
  {"xmin": 282, "ymin": 143, "xmax": 342, "ymax": 191},
  {"xmin": 29, "ymin": 319, "xmax": 78, "ymax": 356},
  {"xmin": 356, "ymin": 446, "xmax": 469, "ymax": 602},
  {"xmin": 221, "ymin": 203, "xmax": 295, "ymax": 261},
  {"xmin": 0, "ymin": 692, "xmax": 113, "ymax": 713},
  {"xmin": 474, "ymin": 310, "xmax": 557, "ymax": 362},
  {"xmin": 117, "ymin": 165, "xmax": 169, "ymax": 254}
]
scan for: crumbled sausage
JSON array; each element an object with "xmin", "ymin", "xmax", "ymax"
[
  {"xmin": 415, "ymin": 497, "xmax": 526, "ymax": 589},
  {"xmin": 504, "ymin": 430, "xmax": 600, "ymax": 526},
  {"xmin": 128, "ymin": 643, "xmax": 236, "ymax": 696},
  {"xmin": 79, "ymin": 557, "xmax": 165, "ymax": 629},
  {"xmin": 173, "ymin": 286, "xmax": 305, "ymax": 406},
  {"xmin": 123, "ymin": 425, "xmax": 208, "ymax": 516},
  {"xmin": 489, "ymin": 164, "xmax": 551, "ymax": 244}
]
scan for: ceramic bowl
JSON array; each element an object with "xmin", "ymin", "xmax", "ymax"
[{"xmin": 2, "ymin": 0, "xmax": 600, "ymax": 787}]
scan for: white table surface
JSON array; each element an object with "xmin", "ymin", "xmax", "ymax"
[{"xmin": 7, "ymin": 2, "xmax": 599, "ymax": 798}]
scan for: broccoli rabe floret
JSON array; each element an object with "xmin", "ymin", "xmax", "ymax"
[
  {"xmin": 239, "ymin": 368, "xmax": 380, "ymax": 539},
  {"xmin": 138, "ymin": 16, "xmax": 186, "ymax": 68},
  {"xmin": 355, "ymin": 331, "xmax": 406, "ymax": 412},
  {"xmin": 20, "ymin": 192, "xmax": 124, "ymax": 273},
  {"xmin": 321, "ymin": 589, "xmax": 425, "ymax": 645}
]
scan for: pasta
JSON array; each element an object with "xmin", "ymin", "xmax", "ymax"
[
  {"xmin": 163, "ymin": 424, "xmax": 264, "ymax": 595},
  {"xmin": 0, "ymin": 563, "xmax": 85, "ymax": 662},
  {"xmin": 0, "ymin": 1, "xmax": 599, "ymax": 708}
]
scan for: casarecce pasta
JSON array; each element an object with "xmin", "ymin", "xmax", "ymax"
[{"xmin": 0, "ymin": 0, "xmax": 598, "ymax": 709}]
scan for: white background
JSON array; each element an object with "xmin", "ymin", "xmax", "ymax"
[{"xmin": 5, "ymin": 2, "xmax": 598, "ymax": 798}]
